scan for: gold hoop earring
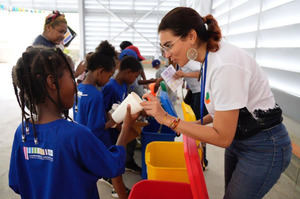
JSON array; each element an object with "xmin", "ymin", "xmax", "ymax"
[{"xmin": 186, "ymin": 48, "xmax": 198, "ymax": 61}]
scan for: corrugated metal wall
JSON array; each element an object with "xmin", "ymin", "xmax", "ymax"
[
  {"xmin": 80, "ymin": 0, "xmax": 182, "ymax": 58},
  {"xmin": 211, "ymin": 0, "xmax": 300, "ymax": 122}
]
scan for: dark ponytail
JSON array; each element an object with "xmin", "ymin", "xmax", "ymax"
[
  {"xmin": 202, "ymin": 14, "xmax": 222, "ymax": 52},
  {"xmin": 158, "ymin": 7, "xmax": 222, "ymax": 52}
]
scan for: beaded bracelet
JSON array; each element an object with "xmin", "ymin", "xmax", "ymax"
[{"xmin": 169, "ymin": 117, "xmax": 181, "ymax": 130}]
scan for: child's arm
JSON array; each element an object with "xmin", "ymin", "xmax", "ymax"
[
  {"xmin": 174, "ymin": 70, "xmax": 200, "ymax": 79},
  {"xmin": 137, "ymin": 78, "xmax": 156, "ymax": 85},
  {"xmin": 72, "ymin": 106, "xmax": 140, "ymax": 178},
  {"xmin": 116, "ymin": 105, "xmax": 140, "ymax": 147},
  {"xmin": 141, "ymin": 69, "xmax": 147, "ymax": 80}
]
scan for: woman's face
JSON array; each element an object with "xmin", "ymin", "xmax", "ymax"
[
  {"xmin": 159, "ymin": 30, "xmax": 191, "ymax": 67},
  {"xmin": 46, "ymin": 23, "xmax": 67, "ymax": 45}
]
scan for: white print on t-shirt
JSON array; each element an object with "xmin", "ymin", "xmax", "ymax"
[
  {"xmin": 23, "ymin": 146, "xmax": 54, "ymax": 162},
  {"xmin": 78, "ymin": 91, "xmax": 88, "ymax": 97}
]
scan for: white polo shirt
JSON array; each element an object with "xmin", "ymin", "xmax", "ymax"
[{"xmin": 204, "ymin": 41, "xmax": 275, "ymax": 118}]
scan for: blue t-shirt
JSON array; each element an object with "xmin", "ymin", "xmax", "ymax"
[
  {"xmin": 102, "ymin": 78, "xmax": 128, "ymax": 112},
  {"xmin": 9, "ymin": 119, "xmax": 126, "ymax": 199},
  {"xmin": 73, "ymin": 84, "xmax": 111, "ymax": 147},
  {"xmin": 32, "ymin": 35, "xmax": 56, "ymax": 47},
  {"xmin": 102, "ymin": 78, "xmax": 128, "ymax": 144}
]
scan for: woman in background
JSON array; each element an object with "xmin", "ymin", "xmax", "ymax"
[{"xmin": 33, "ymin": 10, "xmax": 67, "ymax": 48}]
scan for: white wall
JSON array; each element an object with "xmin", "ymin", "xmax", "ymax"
[
  {"xmin": 187, "ymin": 0, "xmax": 212, "ymax": 16},
  {"xmin": 0, "ymin": 11, "xmax": 80, "ymax": 64}
]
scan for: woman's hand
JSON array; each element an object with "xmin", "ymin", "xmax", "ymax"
[
  {"xmin": 173, "ymin": 70, "xmax": 185, "ymax": 79},
  {"xmin": 140, "ymin": 93, "xmax": 167, "ymax": 124}
]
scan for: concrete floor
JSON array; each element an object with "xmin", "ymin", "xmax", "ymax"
[{"xmin": 0, "ymin": 64, "xmax": 299, "ymax": 198}]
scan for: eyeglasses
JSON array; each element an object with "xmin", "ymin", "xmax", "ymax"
[{"xmin": 160, "ymin": 36, "xmax": 182, "ymax": 53}]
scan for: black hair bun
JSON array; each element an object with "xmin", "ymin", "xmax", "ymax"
[{"xmin": 95, "ymin": 40, "xmax": 116, "ymax": 58}]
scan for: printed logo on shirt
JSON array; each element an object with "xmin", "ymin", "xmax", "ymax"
[
  {"xmin": 23, "ymin": 146, "xmax": 54, "ymax": 162},
  {"xmin": 205, "ymin": 92, "xmax": 211, "ymax": 104},
  {"xmin": 78, "ymin": 91, "xmax": 88, "ymax": 97}
]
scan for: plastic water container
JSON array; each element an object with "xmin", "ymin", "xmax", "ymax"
[
  {"xmin": 145, "ymin": 141, "xmax": 189, "ymax": 183},
  {"xmin": 141, "ymin": 90, "xmax": 178, "ymax": 179},
  {"xmin": 141, "ymin": 130, "xmax": 176, "ymax": 179}
]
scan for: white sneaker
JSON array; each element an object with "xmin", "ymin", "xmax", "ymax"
[{"xmin": 99, "ymin": 178, "xmax": 113, "ymax": 188}]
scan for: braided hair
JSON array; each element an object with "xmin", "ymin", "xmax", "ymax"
[{"xmin": 12, "ymin": 46, "xmax": 76, "ymax": 144}]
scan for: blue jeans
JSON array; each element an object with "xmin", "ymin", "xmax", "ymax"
[{"xmin": 224, "ymin": 123, "xmax": 292, "ymax": 199}]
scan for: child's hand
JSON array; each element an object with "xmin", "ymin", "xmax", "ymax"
[
  {"xmin": 115, "ymin": 123, "xmax": 122, "ymax": 131},
  {"xmin": 105, "ymin": 113, "xmax": 117, "ymax": 129},
  {"xmin": 116, "ymin": 105, "xmax": 141, "ymax": 146},
  {"xmin": 173, "ymin": 70, "xmax": 184, "ymax": 79},
  {"xmin": 122, "ymin": 105, "xmax": 140, "ymax": 130}
]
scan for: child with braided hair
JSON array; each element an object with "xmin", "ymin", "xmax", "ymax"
[{"xmin": 9, "ymin": 46, "xmax": 139, "ymax": 199}]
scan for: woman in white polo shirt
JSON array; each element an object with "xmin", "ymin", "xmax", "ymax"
[{"xmin": 141, "ymin": 7, "xmax": 291, "ymax": 199}]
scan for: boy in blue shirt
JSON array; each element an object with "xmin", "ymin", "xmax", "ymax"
[
  {"xmin": 102, "ymin": 56, "xmax": 142, "ymax": 198},
  {"xmin": 9, "ymin": 46, "xmax": 139, "ymax": 199},
  {"xmin": 103, "ymin": 56, "xmax": 142, "ymax": 144}
]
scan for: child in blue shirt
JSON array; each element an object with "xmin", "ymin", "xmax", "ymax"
[
  {"xmin": 73, "ymin": 41, "xmax": 117, "ymax": 147},
  {"xmin": 102, "ymin": 56, "xmax": 142, "ymax": 198},
  {"xmin": 102, "ymin": 56, "xmax": 142, "ymax": 144},
  {"xmin": 9, "ymin": 46, "xmax": 139, "ymax": 199}
]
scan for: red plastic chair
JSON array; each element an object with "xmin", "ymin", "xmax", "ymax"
[{"xmin": 183, "ymin": 135, "xmax": 209, "ymax": 199}]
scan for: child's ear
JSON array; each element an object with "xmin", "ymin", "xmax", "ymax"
[{"xmin": 46, "ymin": 75, "xmax": 57, "ymax": 90}]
